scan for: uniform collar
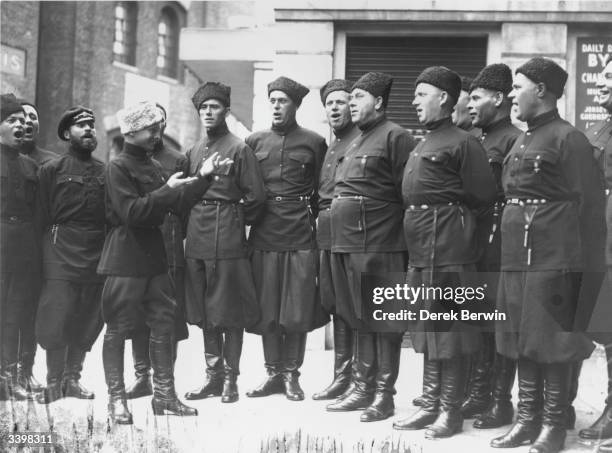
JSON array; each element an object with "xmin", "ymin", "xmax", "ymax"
[
  {"xmin": 425, "ymin": 116, "xmax": 453, "ymax": 131},
  {"xmin": 68, "ymin": 145, "xmax": 93, "ymax": 161},
  {"xmin": 359, "ymin": 114, "xmax": 386, "ymax": 133},
  {"xmin": 0, "ymin": 143, "xmax": 20, "ymax": 157},
  {"xmin": 526, "ymin": 108, "xmax": 559, "ymax": 131},
  {"xmin": 123, "ymin": 142, "xmax": 149, "ymax": 160},
  {"xmin": 482, "ymin": 116, "xmax": 512, "ymax": 134},
  {"xmin": 271, "ymin": 118, "xmax": 298, "ymax": 136},
  {"xmin": 333, "ymin": 123, "xmax": 357, "ymax": 140},
  {"xmin": 206, "ymin": 121, "xmax": 229, "ymax": 139}
]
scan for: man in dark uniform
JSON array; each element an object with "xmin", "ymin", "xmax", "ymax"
[
  {"xmin": 183, "ymin": 82, "xmax": 265, "ymax": 404},
  {"xmin": 459, "ymin": 64, "xmax": 521, "ymax": 428},
  {"xmin": 97, "ymin": 100, "xmax": 229, "ymax": 423},
  {"xmin": 453, "ymin": 76, "xmax": 481, "ymax": 137},
  {"xmin": 312, "ymin": 79, "xmax": 360, "ymax": 401},
  {"xmin": 12, "ymin": 100, "xmax": 54, "ymax": 394},
  {"xmin": 0, "ymin": 94, "xmax": 38, "ymax": 401},
  {"xmin": 35, "ymin": 106, "xmax": 105, "ymax": 404},
  {"xmin": 393, "ymin": 66, "xmax": 497, "ymax": 438},
  {"xmin": 246, "ymin": 76, "xmax": 328, "ymax": 401},
  {"xmin": 490, "ymin": 58, "xmax": 605, "ymax": 453},
  {"xmin": 124, "ymin": 103, "xmax": 190, "ymax": 400},
  {"xmin": 326, "ymin": 72, "xmax": 416, "ymax": 422},
  {"xmin": 578, "ymin": 56, "xmax": 612, "ymax": 446}
]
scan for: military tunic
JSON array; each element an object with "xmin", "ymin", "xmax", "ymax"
[
  {"xmin": 0, "ymin": 144, "xmax": 39, "ymax": 370},
  {"xmin": 150, "ymin": 144, "xmax": 190, "ymax": 341},
  {"xmin": 496, "ymin": 109, "xmax": 604, "ymax": 363},
  {"xmin": 330, "ymin": 116, "xmax": 415, "ymax": 330},
  {"xmin": 20, "ymin": 143, "xmax": 57, "ymax": 166},
  {"xmin": 318, "ymin": 124, "xmax": 359, "ymax": 314},
  {"xmin": 246, "ymin": 120, "xmax": 328, "ymax": 333},
  {"xmin": 35, "ymin": 148, "xmax": 106, "ymax": 350},
  {"xmin": 402, "ymin": 117, "xmax": 497, "ymax": 359},
  {"xmin": 97, "ymin": 143, "xmax": 211, "ymax": 335},
  {"xmin": 184, "ymin": 123, "xmax": 265, "ymax": 330}
]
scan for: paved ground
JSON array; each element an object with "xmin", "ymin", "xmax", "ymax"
[{"xmin": 1, "ymin": 326, "xmax": 610, "ymax": 452}]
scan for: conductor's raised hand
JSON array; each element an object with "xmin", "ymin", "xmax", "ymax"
[
  {"xmin": 166, "ymin": 171, "xmax": 198, "ymax": 188},
  {"xmin": 199, "ymin": 151, "xmax": 234, "ymax": 177}
]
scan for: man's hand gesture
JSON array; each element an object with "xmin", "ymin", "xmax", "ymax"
[{"xmin": 199, "ymin": 151, "xmax": 233, "ymax": 177}]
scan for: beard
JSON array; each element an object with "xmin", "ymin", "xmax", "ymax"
[{"xmin": 71, "ymin": 134, "xmax": 97, "ymax": 152}]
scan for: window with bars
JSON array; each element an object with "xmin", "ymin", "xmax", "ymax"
[
  {"xmin": 113, "ymin": 2, "xmax": 138, "ymax": 66},
  {"xmin": 157, "ymin": 7, "xmax": 179, "ymax": 79}
]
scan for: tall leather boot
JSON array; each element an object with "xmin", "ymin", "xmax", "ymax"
[
  {"xmin": 462, "ymin": 333, "xmax": 494, "ymax": 418},
  {"xmin": 491, "ymin": 357, "xmax": 543, "ymax": 448},
  {"xmin": 63, "ymin": 347, "xmax": 94, "ymax": 399},
  {"xmin": 412, "ymin": 356, "xmax": 427, "ymax": 407},
  {"xmin": 17, "ymin": 349, "xmax": 43, "ymax": 393},
  {"xmin": 103, "ymin": 330, "xmax": 132, "ymax": 425},
  {"xmin": 335, "ymin": 330, "xmax": 359, "ymax": 402},
  {"xmin": 327, "ymin": 331, "xmax": 376, "ymax": 412},
  {"xmin": 1, "ymin": 326, "xmax": 28, "ymax": 401},
  {"xmin": 282, "ymin": 332, "xmax": 307, "ymax": 401},
  {"xmin": 150, "ymin": 333, "xmax": 197, "ymax": 416},
  {"xmin": 580, "ymin": 344, "xmax": 612, "ymax": 441},
  {"xmin": 528, "ymin": 362, "xmax": 570, "ymax": 453},
  {"xmin": 185, "ymin": 329, "xmax": 224, "ymax": 400},
  {"xmin": 361, "ymin": 332, "xmax": 401, "ymax": 422},
  {"xmin": 566, "ymin": 361, "xmax": 581, "ymax": 429},
  {"xmin": 312, "ymin": 317, "xmax": 353, "ymax": 400},
  {"xmin": 425, "ymin": 356, "xmax": 467, "ymax": 438},
  {"xmin": 474, "ymin": 354, "xmax": 516, "ymax": 429},
  {"xmin": 247, "ymin": 331, "xmax": 284, "ymax": 397},
  {"xmin": 221, "ymin": 329, "xmax": 242, "ymax": 403},
  {"xmin": 126, "ymin": 331, "xmax": 152, "ymax": 399},
  {"xmin": 394, "ymin": 358, "xmax": 441, "ymax": 430},
  {"xmin": 37, "ymin": 348, "xmax": 66, "ymax": 404}
]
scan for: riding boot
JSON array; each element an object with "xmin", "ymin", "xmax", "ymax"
[
  {"xmin": 327, "ymin": 331, "xmax": 376, "ymax": 411},
  {"xmin": 335, "ymin": 330, "xmax": 359, "ymax": 402},
  {"xmin": 17, "ymin": 349, "xmax": 43, "ymax": 393},
  {"xmin": 474, "ymin": 354, "xmax": 516, "ymax": 429},
  {"xmin": 425, "ymin": 356, "xmax": 467, "ymax": 439},
  {"xmin": 528, "ymin": 362, "xmax": 570, "ymax": 453},
  {"xmin": 103, "ymin": 330, "xmax": 132, "ymax": 425},
  {"xmin": 63, "ymin": 346, "xmax": 94, "ymax": 399},
  {"xmin": 150, "ymin": 333, "xmax": 197, "ymax": 416},
  {"xmin": 313, "ymin": 317, "xmax": 353, "ymax": 400},
  {"xmin": 126, "ymin": 330, "xmax": 152, "ymax": 399},
  {"xmin": 579, "ymin": 344, "xmax": 612, "ymax": 440},
  {"xmin": 37, "ymin": 348, "xmax": 66, "ymax": 404},
  {"xmin": 221, "ymin": 329, "xmax": 242, "ymax": 403},
  {"xmin": 247, "ymin": 331, "xmax": 284, "ymax": 397},
  {"xmin": 185, "ymin": 329, "xmax": 224, "ymax": 400},
  {"xmin": 360, "ymin": 332, "xmax": 401, "ymax": 422},
  {"xmin": 282, "ymin": 332, "xmax": 307, "ymax": 401},
  {"xmin": 462, "ymin": 333, "xmax": 494, "ymax": 418},
  {"xmin": 394, "ymin": 357, "xmax": 441, "ymax": 430},
  {"xmin": 491, "ymin": 357, "xmax": 543, "ymax": 448}
]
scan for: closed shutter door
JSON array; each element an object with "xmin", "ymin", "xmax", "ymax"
[{"xmin": 346, "ymin": 36, "xmax": 488, "ymax": 135}]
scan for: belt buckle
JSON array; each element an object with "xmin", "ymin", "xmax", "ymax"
[
  {"xmin": 274, "ymin": 196, "xmax": 282, "ymax": 202},
  {"xmin": 606, "ymin": 189, "xmax": 611, "ymax": 196},
  {"xmin": 9, "ymin": 216, "xmax": 17, "ymax": 222}
]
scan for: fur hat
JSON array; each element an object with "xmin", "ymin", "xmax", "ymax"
[
  {"xmin": 415, "ymin": 66, "xmax": 461, "ymax": 105},
  {"xmin": 470, "ymin": 63, "xmax": 513, "ymax": 95},
  {"xmin": 1, "ymin": 93, "xmax": 24, "ymax": 123},
  {"xmin": 116, "ymin": 101, "xmax": 163, "ymax": 135},
  {"xmin": 320, "ymin": 79, "xmax": 353, "ymax": 105},
  {"xmin": 57, "ymin": 106, "xmax": 95, "ymax": 140},
  {"xmin": 351, "ymin": 72, "xmax": 393, "ymax": 108},
  {"xmin": 192, "ymin": 82, "xmax": 231, "ymax": 110},
  {"xmin": 460, "ymin": 76, "xmax": 473, "ymax": 93},
  {"xmin": 268, "ymin": 76, "xmax": 309, "ymax": 106},
  {"xmin": 516, "ymin": 57, "xmax": 567, "ymax": 98}
]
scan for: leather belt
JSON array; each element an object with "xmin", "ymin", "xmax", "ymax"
[
  {"xmin": 268, "ymin": 195, "xmax": 310, "ymax": 202},
  {"xmin": 507, "ymin": 198, "xmax": 548, "ymax": 205},
  {"xmin": 406, "ymin": 201, "xmax": 460, "ymax": 211},
  {"xmin": 200, "ymin": 199, "xmax": 237, "ymax": 206}
]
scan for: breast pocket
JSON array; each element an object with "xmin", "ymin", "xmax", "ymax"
[
  {"xmin": 522, "ymin": 149, "xmax": 559, "ymax": 175},
  {"xmin": 345, "ymin": 152, "xmax": 384, "ymax": 180},
  {"xmin": 420, "ymin": 150, "xmax": 450, "ymax": 166},
  {"xmin": 57, "ymin": 174, "xmax": 84, "ymax": 201},
  {"xmin": 283, "ymin": 151, "xmax": 314, "ymax": 184}
]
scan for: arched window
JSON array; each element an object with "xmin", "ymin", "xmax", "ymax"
[
  {"xmin": 113, "ymin": 2, "xmax": 138, "ymax": 66},
  {"xmin": 157, "ymin": 7, "xmax": 179, "ymax": 79}
]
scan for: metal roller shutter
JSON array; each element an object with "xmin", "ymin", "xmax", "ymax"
[{"xmin": 346, "ymin": 36, "xmax": 488, "ymax": 135}]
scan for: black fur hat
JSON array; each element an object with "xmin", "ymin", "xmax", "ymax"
[
  {"xmin": 192, "ymin": 82, "xmax": 231, "ymax": 109},
  {"xmin": 415, "ymin": 66, "xmax": 461, "ymax": 105},
  {"xmin": 268, "ymin": 76, "xmax": 309, "ymax": 106},
  {"xmin": 470, "ymin": 63, "xmax": 513, "ymax": 95},
  {"xmin": 516, "ymin": 57, "xmax": 567, "ymax": 98},
  {"xmin": 320, "ymin": 79, "xmax": 353, "ymax": 105},
  {"xmin": 351, "ymin": 72, "xmax": 393, "ymax": 108}
]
